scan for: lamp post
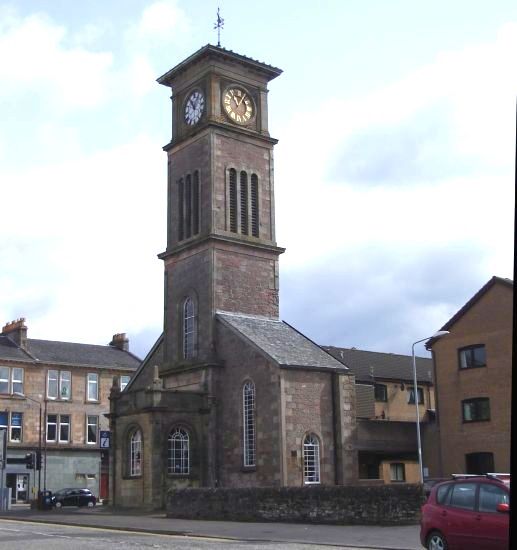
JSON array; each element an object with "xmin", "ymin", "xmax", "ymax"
[
  {"xmin": 14, "ymin": 393, "xmax": 42, "ymax": 496},
  {"xmin": 411, "ymin": 331, "xmax": 449, "ymax": 484}
]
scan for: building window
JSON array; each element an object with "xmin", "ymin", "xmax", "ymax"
[
  {"xmin": 408, "ymin": 386, "xmax": 424, "ymax": 405},
  {"xmin": 459, "ymin": 345, "xmax": 486, "ymax": 369},
  {"xmin": 46, "ymin": 414, "xmax": 57, "ymax": 442},
  {"xmin": 251, "ymin": 173, "xmax": 259, "ymax": 237},
  {"xmin": 466, "ymin": 452, "xmax": 495, "ymax": 475},
  {"xmin": 130, "ymin": 429, "xmax": 142, "ymax": 477},
  {"xmin": 462, "ymin": 398, "xmax": 490, "ymax": 422},
  {"xmin": 390, "ymin": 463, "xmax": 406, "ymax": 482},
  {"xmin": 303, "ymin": 433, "xmax": 321, "ymax": 484},
  {"xmin": 240, "ymin": 171, "xmax": 248, "ymax": 235},
  {"xmin": 0, "ymin": 366, "xmax": 24, "ymax": 395},
  {"xmin": 47, "ymin": 370, "xmax": 71, "ymax": 400},
  {"xmin": 168, "ymin": 427, "xmax": 190, "ymax": 475},
  {"xmin": 10, "ymin": 412, "xmax": 22, "ymax": 442},
  {"xmin": 177, "ymin": 171, "xmax": 201, "ymax": 241},
  {"xmin": 86, "ymin": 415, "xmax": 98, "ymax": 444},
  {"xmin": 120, "ymin": 375, "xmax": 130, "ymax": 391},
  {"xmin": 183, "ymin": 297, "xmax": 197, "ymax": 360},
  {"xmin": 229, "ymin": 168, "xmax": 237, "ymax": 233},
  {"xmin": 46, "ymin": 414, "xmax": 70, "ymax": 443},
  {"xmin": 192, "ymin": 170, "xmax": 200, "ymax": 236},
  {"xmin": 87, "ymin": 373, "xmax": 99, "ymax": 401},
  {"xmin": 178, "ymin": 178, "xmax": 184, "ymax": 241},
  {"xmin": 0, "ymin": 412, "xmax": 23, "ymax": 442},
  {"xmin": 59, "ymin": 415, "xmax": 70, "ymax": 443},
  {"xmin": 374, "ymin": 384, "xmax": 387, "ymax": 402},
  {"xmin": 243, "ymin": 381, "xmax": 256, "ymax": 467}
]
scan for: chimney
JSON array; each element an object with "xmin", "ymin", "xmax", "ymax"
[
  {"xmin": 109, "ymin": 332, "xmax": 129, "ymax": 352},
  {"xmin": 2, "ymin": 318, "xmax": 28, "ymax": 349}
]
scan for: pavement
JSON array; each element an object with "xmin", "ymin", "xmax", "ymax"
[{"xmin": 0, "ymin": 505, "xmax": 423, "ymax": 549}]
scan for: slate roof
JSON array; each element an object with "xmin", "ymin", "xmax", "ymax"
[
  {"xmin": 0, "ymin": 336, "xmax": 140, "ymax": 371},
  {"xmin": 217, "ymin": 312, "xmax": 348, "ymax": 372},
  {"xmin": 157, "ymin": 44, "xmax": 282, "ymax": 86},
  {"xmin": 323, "ymin": 346, "xmax": 433, "ymax": 384}
]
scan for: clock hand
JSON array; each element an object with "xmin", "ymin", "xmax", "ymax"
[{"xmin": 236, "ymin": 94, "xmax": 246, "ymax": 107}]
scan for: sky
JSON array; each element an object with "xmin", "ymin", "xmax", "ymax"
[{"xmin": 0, "ymin": 0, "xmax": 515, "ymax": 360}]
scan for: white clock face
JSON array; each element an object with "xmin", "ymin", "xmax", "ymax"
[{"xmin": 184, "ymin": 90, "xmax": 204, "ymax": 126}]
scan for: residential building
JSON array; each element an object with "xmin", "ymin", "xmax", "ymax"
[
  {"xmin": 325, "ymin": 346, "xmax": 439, "ymax": 484},
  {"xmin": 426, "ymin": 276, "xmax": 513, "ymax": 476},
  {"xmin": 109, "ymin": 45, "xmax": 358, "ymax": 510},
  {"xmin": 0, "ymin": 318, "xmax": 139, "ymax": 503}
]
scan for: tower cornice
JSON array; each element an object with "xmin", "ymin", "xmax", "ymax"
[
  {"xmin": 157, "ymin": 44, "xmax": 282, "ymax": 88},
  {"xmin": 158, "ymin": 233, "xmax": 285, "ymax": 261}
]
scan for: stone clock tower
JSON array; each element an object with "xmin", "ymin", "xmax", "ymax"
[
  {"xmin": 156, "ymin": 45, "xmax": 285, "ymax": 371},
  {"xmin": 109, "ymin": 45, "xmax": 356, "ymax": 510}
]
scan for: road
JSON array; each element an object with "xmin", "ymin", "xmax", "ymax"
[{"xmin": 0, "ymin": 519, "xmax": 384, "ymax": 549}]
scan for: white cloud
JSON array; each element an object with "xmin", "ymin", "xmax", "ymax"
[
  {"xmin": 0, "ymin": 12, "xmax": 112, "ymax": 111},
  {"xmin": 138, "ymin": 0, "xmax": 190, "ymax": 38}
]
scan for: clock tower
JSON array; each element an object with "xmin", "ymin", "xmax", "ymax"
[{"xmin": 157, "ymin": 45, "xmax": 285, "ymax": 371}]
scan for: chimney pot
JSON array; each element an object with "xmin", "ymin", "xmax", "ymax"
[
  {"xmin": 109, "ymin": 332, "xmax": 129, "ymax": 352},
  {"xmin": 2, "ymin": 318, "xmax": 27, "ymax": 349}
]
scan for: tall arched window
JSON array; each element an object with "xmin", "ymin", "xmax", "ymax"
[
  {"xmin": 229, "ymin": 168, "xmax": 237, "ymax": 233},
  {"xmin": 130, "ymin": 429, "xmax": 142, "ymax": 477},
  {"xmin": 303, "ymin": 433, "xmax": 320, "ymax": 484},
  {"xmin": 251, "ymin": 173, "xmax": 259, "ymax": 237},
  {"xmin": 168, "ymin": 427, "xmax": 190, "ymax": 475},
  {"xmin": 183, "ymin": 297, "xmax": 197, "ymax": 359},
  {"xmin": 240, "ymin": 171, "xmax": 248, "ymax": 235},
  {"xmin": 177, "ymin": 178, "xmax": 184, "ymax": 241},
  {"xmin": 243, "ymin": 380, "xmax": 256, "ymax": 467}
]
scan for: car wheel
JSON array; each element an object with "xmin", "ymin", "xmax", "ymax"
[
  {"xmin": 87, "ymin": 501, "xmax": 95, "ymax": 507},
  {"xmin": 427, "ymin": 531, "xmax": 448, "ymax": 550},
  {"xmin": 55, "ymin": 501, "xmax": 62, "ymax": 508}
]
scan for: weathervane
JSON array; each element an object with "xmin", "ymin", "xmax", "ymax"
[{"xmin": 214, "ymin": 7, "xmax": 224, "ymax": 47}]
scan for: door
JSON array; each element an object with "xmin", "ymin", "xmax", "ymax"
[
  {"xmin": 16, "ymin": 474, "xmax": 28, "ymax": 502},
  {"xmin": 474, "ymin": 483, "xmax": 510, "ymax": 549},
  {"xmin": 443, "ymin": 482, "xmax": 478, "ymax": 549}
]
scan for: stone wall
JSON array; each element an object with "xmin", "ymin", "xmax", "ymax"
[{"xmin": 166, "ymin": 484, "xmax": 424, "ymax": 525}]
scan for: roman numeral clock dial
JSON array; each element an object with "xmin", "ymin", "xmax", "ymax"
[
  {"xmin": 223, "ymin": 87, "xmax": 254, "ymax": 125},
  {"xmin": 184, "ymin": 90, "xmax": 205, "ymax": 126}
]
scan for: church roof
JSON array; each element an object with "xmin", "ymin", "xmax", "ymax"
[
  {"xmin": 323, "ymin": 346, "xmax": 433, "ymax": 384},
  {"xmin": 0, "ymin": 336, "xmax": 140, "ymax": 371},
  {"xmin": 217, "ymin": 312, "xmax": 349, "ymax": 372}
]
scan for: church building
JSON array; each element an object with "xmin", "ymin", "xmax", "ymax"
[{"xmin": 108, "ymin": 45, "xmax": 358, "ymax": 509}]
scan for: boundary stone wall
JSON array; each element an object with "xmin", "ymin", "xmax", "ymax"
[{"xmin": 166, "ymin": 484, "xmax": 424, "ymax": 525}]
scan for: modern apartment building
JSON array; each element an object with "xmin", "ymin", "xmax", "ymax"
[{"xmin": 426, "ymin": 276, "xmax": 513, "ymax": 476}]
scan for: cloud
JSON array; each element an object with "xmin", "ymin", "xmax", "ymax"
[
  {"xmin": 280, "ymin": 242, "xmax": 489, "ymax": 355},
  {"xmin": 0, "ymin": 11, "xmax": 112, "ymax": 111}
]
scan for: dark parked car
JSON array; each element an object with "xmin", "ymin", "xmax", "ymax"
[
  {"xmin": 51, "ymin": 488, "xmax": 97, "ymax": 508},
  {"xmin": 420, "ymin": 474, "xmax": 510, "ymax": 550}
]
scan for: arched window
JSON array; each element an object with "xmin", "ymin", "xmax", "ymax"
[
  {"xmin": 251, "ymin": 173, "xmax": 259, "ymax": 237},
  {"xmin": 183, "ymin": 297, "xmax": 197, "ymax": 359},
  {"xmin": 303, "ymin": 433, "xmax": 320, "ymax": 484},
  {"xmin": 130, "ymin": 429, "xmax": 142, "ymax": 477},
  {"xmin": 240, "ymin": 171, "xmax": 248, "ymax": 235},
  {"xmin": 168, "ymin": 427, "xmax": 190, "ymax": 475},
  {"xmin": 243, "ymin": 380, "xmax": 256, "ymax": 467},
  {"xmin": 177, "ymin": 178, "xmax": 184, "ymax": 241},
  {"xmin": 229, "ymin": 168, "xmax": 237, "ymax": 233}
]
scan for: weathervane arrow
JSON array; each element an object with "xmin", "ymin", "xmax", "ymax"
[{"xmin": 214, "ymin": 7, "xmax": 224, "ymax": 47}]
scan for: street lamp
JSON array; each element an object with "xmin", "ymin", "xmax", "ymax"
[
  {"xmin": 411, "ymin": 331, "xmax": 449, "ymax": 484},
  {"xmin": 14, "ymin": 393, "xmax": 42, "ymax": 496}
]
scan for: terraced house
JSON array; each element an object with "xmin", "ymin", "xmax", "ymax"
[{"xmin": 0, "ymin": 318, "xmax": 139, "ymax": 503}]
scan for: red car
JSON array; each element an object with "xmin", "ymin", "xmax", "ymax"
[{"xmin": 420, "ymin": 474, "xmax": 510, "ymax": 550}]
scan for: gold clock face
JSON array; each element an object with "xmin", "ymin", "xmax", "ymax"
[{"xmin": 223, "ymin": 87, "xmax": 254, "ymax": 125}]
